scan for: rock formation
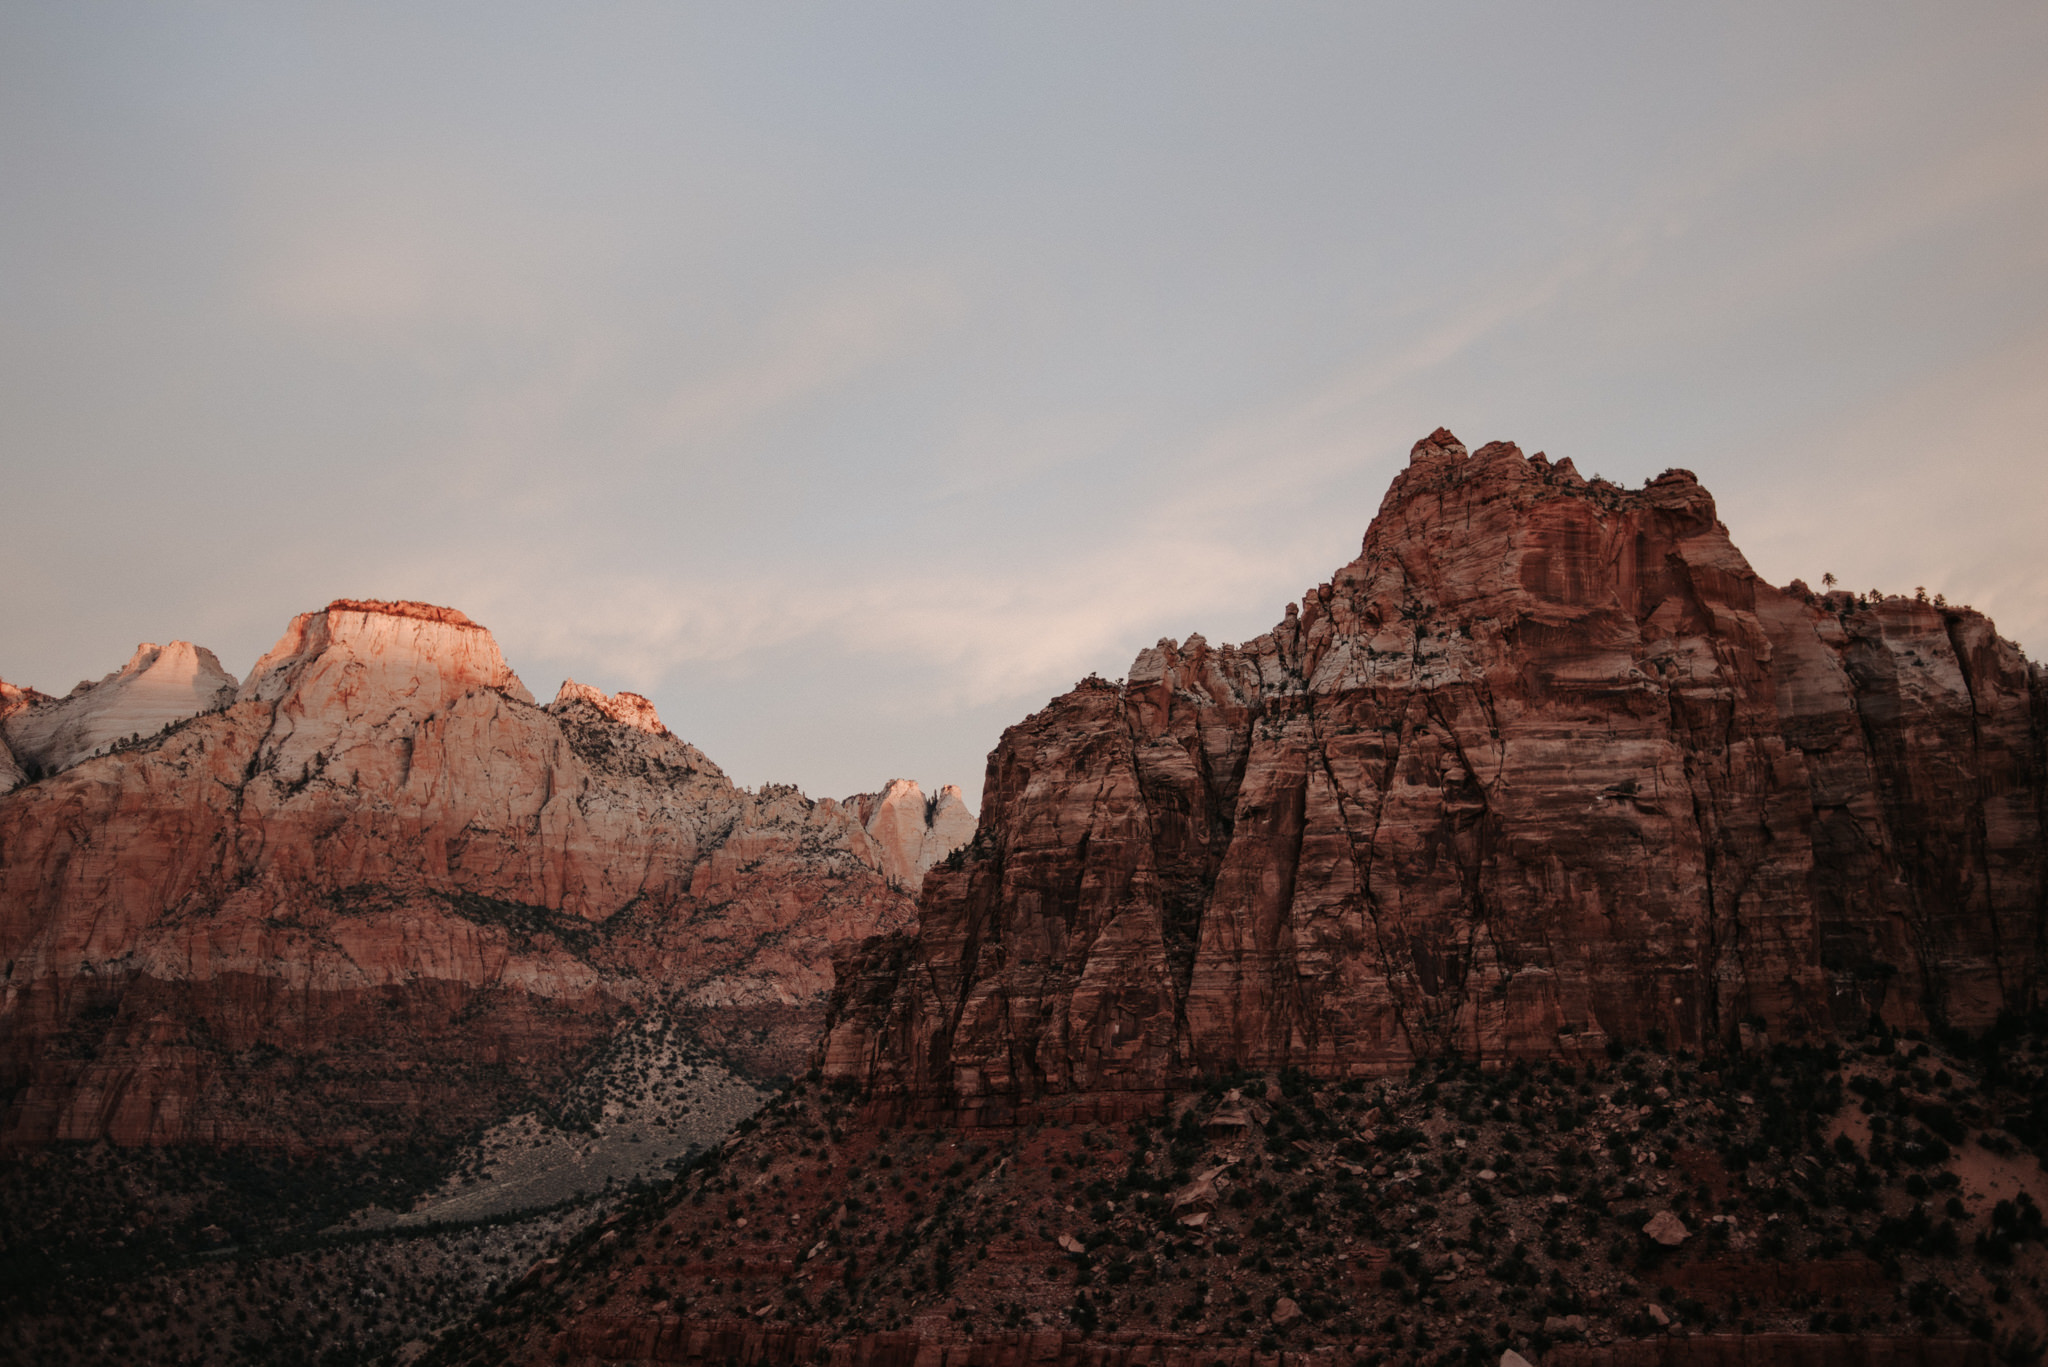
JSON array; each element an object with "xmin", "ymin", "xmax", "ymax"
[
  {"xmin": 840, "ymin": 778, "xmax": 976, "ymax": 891},
  {"xmin": 0, "ymin": 679, "xmax": 47, "ymax": 793},
  {"xmin": 553, "ymin": 680, "xmax": 667, "ymax": 734},
  {"xmin": 0, "ymin": 641, "xmax": 235, "ymax": 783},
  {"xmin": 0, "ymin": 600, "xmax": 930, "ymax": 1149},
  {"xmin": 822, "ymin": 432, "xmax": 2048, "ymax": 1123}
]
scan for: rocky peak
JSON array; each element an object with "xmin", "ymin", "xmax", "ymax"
[
  {"xmin": 237, "ymin": 598, "xmax": 533, "ymax": 779},
  {"xmin": 550, "ymin": 680, "xmax": 666, "ymax": 735},
  {"xmin": 0, "ymin": 679, "xmax": 48, "ymax": 713},
  {"xmin": 240, "ymin": 598, "xmax": 530, "ymax": 707},
  {"xmin": 0, "ymin": 641, "xmax": 236, "ymax": 782},
  {"xmin": 1407, "ymin": 425, "xmax": 1469, "ymax": 462},
  {"xmin": 840, "ymin": 778, "xmax": 977, "ymax": 892},
  {"xmin": 0, "ymin": 679, "xmax": 46, "ymax": 793},
  {"xmin": 821, "ymin": 432, "xmax": 2048, "ymax": 1123},
  {"xmin": 0, "ymin": 595, "xmax": 922, "ymax": 1148}
]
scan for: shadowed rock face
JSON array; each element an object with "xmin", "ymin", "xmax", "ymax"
[
  {"xmin": 0, "ymin": 600, "xmax": 923, "ymax": 1149},
  {"xmin": 822, "ymin": 433, "xmax": 2048, "ymax": 1123}
]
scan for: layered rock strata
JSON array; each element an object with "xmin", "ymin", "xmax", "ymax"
[
  {"xmin": 0, "ymin": 600, "xmax": 928, "ymax": 1148},
  {"xmin": 822, "ymin": 432, "xmax": 2048, "ymax": 1123}
]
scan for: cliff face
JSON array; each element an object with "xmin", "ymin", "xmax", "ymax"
[
  {"xmin": 822, "ymin": 433, "xmax": 2048, "ymax": 1122},
  {"xmin": 0, "ymin": 600, "xmax": 922, "ymax": 1149}
]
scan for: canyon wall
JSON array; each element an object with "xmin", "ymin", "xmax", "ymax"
[
  {"xmin": 821, "ymin": 431, "xmax": 2048, "ymax": 1123},
  {"xmin": 0, "ymin": 600, "xmax": 927, "ymax": 1149}
]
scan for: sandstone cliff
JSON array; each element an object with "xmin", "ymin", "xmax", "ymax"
[
  {"xmin": 822, "ymin": 432, "xmax": 2048, "ymax": 1123},
  {"xmin": 840, "ymin": 778, "xmax": 977, "ymax": 891},
  {"xmin": 0, "ymin": 600, "xmax": 926, "ymax": 1149}
]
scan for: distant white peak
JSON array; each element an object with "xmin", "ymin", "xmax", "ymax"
[
  {"xmin": 2, "ymin": 639, "xmax": 238, "ymax": 778},
  {"xmin": 551, "ymin": 680, "xmax": 667, "ymax": 735},
  {"xmin": 843, "ymin": 777, "xmax": 976, "ymax": 891}
]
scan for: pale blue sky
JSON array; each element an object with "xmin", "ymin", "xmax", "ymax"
[{"xmin": 4, "ymin": 4, "xmax": 2045, "ymax": 806}]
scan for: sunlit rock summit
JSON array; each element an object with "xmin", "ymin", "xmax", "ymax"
[
  {"xmin": 1, "ymin": 640, "xmax": 236, "ymax": 785},
  {"xmin": 841, "ymin": 777, "xmax": 978, "ymax": 891},
  {"xmin": 0, "ymin": 598, "xmax": 969, "ymax": 1149}
]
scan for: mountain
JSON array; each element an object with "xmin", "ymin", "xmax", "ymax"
[
  {"xmin": 820, "ymin": 430, "xmax": 2048, "ymax": 1123},
  {"xmin": 422, "ymin": 433, "xmax": 2048, "ymax": 1367},
  {"xmin": 841, "ymin": 778, "xmax": 979, "ymax": 891},
  {"xmin": 0, "ymin": 640, "xmax": 237, "ymax": 786},
  {"xmin": 0, "ymin": 599, "xmax": 962, "ymax": 1152},
  {"xmin": 0, "ymin": 679, "xmax": 47, "ymax": 792}
]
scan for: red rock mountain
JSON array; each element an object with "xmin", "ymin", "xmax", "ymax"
[
  {"xmin": 0, "ymin": 599, "xmax": 956, "ymax": 1150},
  {"xmin": 822, "ymin": 431, "xmax": 2048, "ymax": 1123}
]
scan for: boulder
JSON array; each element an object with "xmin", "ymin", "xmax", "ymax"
[{"xmin": 1644, "ymin": 1211, "xmax": 1691, "ymax": 1247}]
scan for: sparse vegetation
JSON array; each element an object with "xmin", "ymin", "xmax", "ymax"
[{"xmin": 414, "ymin": 1025, "xmax": 2048, "ymax": 1367}]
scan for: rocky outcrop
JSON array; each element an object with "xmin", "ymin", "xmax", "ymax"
[
  {"xmin": 1, "ymin": 642, "xmax": 235, "ymax": 781},
  {"xmin": 0, "ymin": 679, "xmax": 46, "ymax": 794},
  {"xmin": 821, "ymin": 432, "xmax": 2048, "ymax": 1123},
  {"xmin": 553, "ymin": 680, "xmax": 666, "ymax": 735},
  {"xmin": 841, "ymin": 778, "xmax": 977, "ymax": 891},
  {"xmin": 0, "ymin": 600, "xmax": 925, "ymax": 1149}
]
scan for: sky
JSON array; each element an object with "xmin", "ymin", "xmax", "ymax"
[{"xmin": 3, "ymin": 4, "xmax": 2045, "ymax": 809}]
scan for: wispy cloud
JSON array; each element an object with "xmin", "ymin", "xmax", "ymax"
[
  {"xmin": 446, "ymin": 249, "xmax": 1595, "ymax": 711},
  {"xmin": 633, "ymin": 269, "xmax": 966, "ymax": 452}
]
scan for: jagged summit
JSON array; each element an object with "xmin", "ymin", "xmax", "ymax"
[
  {"xmin": 552, "ymin": 680, "xmax": 667, "ymax": 735},
  {"xmin": 1407, "ymin": 424, "xmax": 1468, "ymax": 460},
  {"xmin": 0, "ymin": 640, "xmax": 236, "ymax": 783},
  {"xmin": 821, "ymin": 434, "xmax": 2048, "ymax": 1123},
  {"xmin": 838, "ymin": 778, "xmax": 976, "ymax": 890}
]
